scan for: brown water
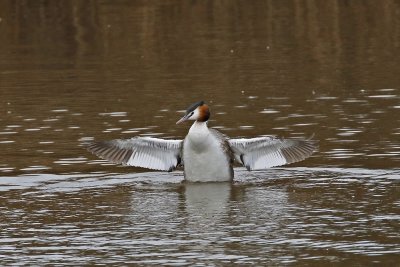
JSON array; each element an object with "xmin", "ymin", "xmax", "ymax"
[{"xmin": 0, "ymin": 1, "xmax": 399, "ymax": 265}]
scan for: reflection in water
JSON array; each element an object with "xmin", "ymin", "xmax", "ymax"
[
  {"xmin": 183, "ymin": 182, "xmax": 232, "ymax": 219},
  {"xmin": 0, "ymin": 0, "xmax": 399, "ymax": 265},
  {"xmin": 0, "ymin": 168, "xmax": 398, "ymax": 265}
]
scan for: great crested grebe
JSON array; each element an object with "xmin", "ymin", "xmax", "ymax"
[{"xmin": 87, "ymin": 101, "xmax": 318, "ymax": 182}]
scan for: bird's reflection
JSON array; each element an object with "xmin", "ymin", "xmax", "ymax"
[{"xmin": 180, "ymin": 182, "xmax": 232, "ymax": 222}]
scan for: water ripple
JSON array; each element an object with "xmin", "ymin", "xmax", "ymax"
[{"xmin": 0, "ymin": 167, "xmax": 399, "ymax": 265}]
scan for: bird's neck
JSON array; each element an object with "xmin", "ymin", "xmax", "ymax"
[
  {"xmin": 189, "ymin": 121, "xmax": 209, "ymax": 134},
  {"xmin": 187, "ymin": 121, "xmax": 210, "ymax": 148}
]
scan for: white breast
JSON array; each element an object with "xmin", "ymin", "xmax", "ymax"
[{"xmin": 183, "ymin": 122, "xmax": 233, "ymax": 182}]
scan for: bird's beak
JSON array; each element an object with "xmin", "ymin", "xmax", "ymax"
[{"xmin": 176, "ymin": 113, "xmax": 190, "ymax": 124}]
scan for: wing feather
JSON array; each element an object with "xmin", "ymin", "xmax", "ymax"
[
  {"xmin": 86, "ymin": 137, "xmax": 183, "ymax": 171},
  {"xmin": 228, "ymin": 136, "xmax": 318, "ymax": 170}
]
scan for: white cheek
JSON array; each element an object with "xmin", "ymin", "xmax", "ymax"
[{"xmin": 190, "ymin": 108, "xmax": 200, "ymax": 120}]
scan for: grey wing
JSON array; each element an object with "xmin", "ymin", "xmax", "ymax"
[
  {"xmin": 86, "ymin": 137, "xmax": 183, "ymax": 171},
  {"xmin": 228, "ymin": 136, "xmax": 318, "ymax": 170}
]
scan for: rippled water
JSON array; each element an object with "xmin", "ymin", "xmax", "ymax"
[
  {"xmin": 1, "ymin": 168, "xmax": 399, "ymax": 265},
  {"xmin": 1, "ymin": 1, "xmax": 399, "ymax": 265}
]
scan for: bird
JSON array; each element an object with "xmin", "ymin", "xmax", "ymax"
[{"xmin": 86, "ymin": 101, "xmax": 318, "ymax": 182}]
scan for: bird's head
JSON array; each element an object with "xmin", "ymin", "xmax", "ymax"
[{"xmin": 176, "ymin": 101, "xmax": 210, "ymax": 124}]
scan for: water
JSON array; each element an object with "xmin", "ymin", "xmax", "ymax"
[
  {"xmin": 0, "ymin": 1, "xmax": 399, "ymax": 265},
  {"xmin": 1, "ymin": 168, "xmax": 399, "ymax": 265}
]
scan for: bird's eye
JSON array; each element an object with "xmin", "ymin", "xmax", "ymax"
[{"xmin": 189, "ymin": 112, "xmax": 194, "ymax": 117}]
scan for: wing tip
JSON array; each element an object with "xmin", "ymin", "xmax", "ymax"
[
  {"xmin": 85, "ymin": 140, "xmax": 131, "ymax": 165},
  {"xmin": 281, "ymin": 137, "xmax": 319, "ymax": 165}
]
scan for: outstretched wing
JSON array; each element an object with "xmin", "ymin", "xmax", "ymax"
[
  {"xmin": 228, "ymin": 136, "xmax": 318, "ymax": 170},
  {"xmin": 86, "ymin": 137, "xmax": 183, "ymax": 171}
]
